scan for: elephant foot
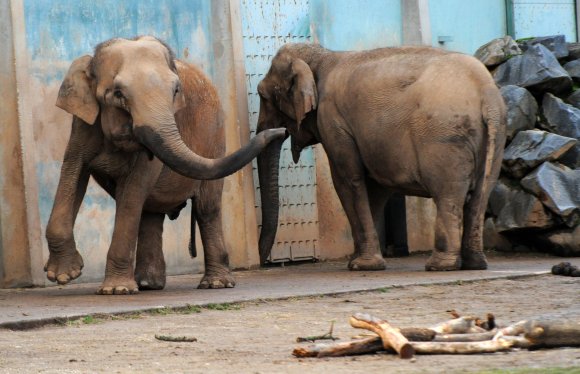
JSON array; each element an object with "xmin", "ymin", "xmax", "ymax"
[
  {"xmin": 135, "ymin": 264, "xmax": 166, "ymax": 290},
  {"xmin": 97, "ymin": 277, "xmax": 139, "ymax": 295},
  {"xmin": 348, "ymin": 254, "xmax": 386, "ymax": 271},
  {"xmin": 425, "ymin": 251, "xmax": 461, "ymax": 271},
  {"xmin": 198, "ymin": 273, "xmax": 236, "ymax": 289},
  {"xmin": 461, "ymin": 250, "xmax": 488, "ymax": 270},
  {"xmin": 44, "ymin": 250, "xmax": 84, "ymax": 285}
]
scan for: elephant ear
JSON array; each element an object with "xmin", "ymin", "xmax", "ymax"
[
  {"xmin": 56, "ymin": 55, "xmax": 99, "ymax": 125},
  {"xmin": 290, "ymin": 58, "xmax": 318, "ymax": 128}
]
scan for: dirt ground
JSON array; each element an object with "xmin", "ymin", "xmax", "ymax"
[{"xmin": 0, "ymin": 274, "xmax": 578, "ymax": 374}]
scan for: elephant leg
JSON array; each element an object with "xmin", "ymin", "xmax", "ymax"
[
  {"xmin": 425, "ymin": 194, "xmax": 466, "ymax": 271},
  {"xmin": 327, "ymin": 157, "xmax": 385, "ymax": 271},
  {"xmin": 195, "ymin": 179, "xmax": 235, "ymax": 289},
  {"xmin": 460, "ymin": 196, "xmax": 487, "ymax": 270},
  {"xmin": 45, "ymin": 118, "xmax": 101, "ymax": 284},
  {"xmin": 366, "ymin": 177, "xmax": 391, "ymax": 257},
  {"xmin": 135, "ymin": 212, "xmax": 166, "ymax": 290},
  {"xmin": 97, "ymin": 153, "xmax": 163, "ymax": 295}
]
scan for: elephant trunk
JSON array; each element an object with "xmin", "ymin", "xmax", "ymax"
[
  {"xmin": 134, "ymin": 123, "xmax": 286, "ymax": 180},
  {"xmin": 257, "ymin": 131, "xmax": 284, "ymax": 264}
]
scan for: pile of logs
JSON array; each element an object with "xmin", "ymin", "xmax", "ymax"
[{"xmin": 293, "ymin": 312, "xmax": 580, "ymax": 359}]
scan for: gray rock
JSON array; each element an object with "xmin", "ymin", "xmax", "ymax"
[
  {"xmin": 519, "ymin": 35, "xmax": 569, "ymax": 59},
  {"xmin": 500, "ymin": 85, "xmax": 538, "ymax": 140},
  {"xmin": 541, "ymin": 93, "xmax": 580, "ymax": 168},
  {"xmin": 520, "ymin": 162, "xmax": 580, "ymax": 227},
  {"xmin": 565, "ymin": 90, "xmax": 580, "ymax": 109},
  {"xmin": 494, "ymin": 44, "xmax": 572, "ymax": 94},
  {"xmin": 489, "ymin": 178, "xmax": 555, "ymax": 232},
  {"xmin": 563, "ymin": 60, "xmax": 580, "ymax": 83},
  {"xmin": 475, "ymin": 36, "xmax": 522, "ymax": 67},
  {"xmin": 502, "ymin": 130, "xmax": 577, "ymax": 178},
  {"xmin": 537, "ymin": 225, "xmax": 580, "ymax": 256},
  {"xmin": 567, "ymin": 42, "xmax": 580, "ymax": 60},
  {"xmin": 483, "ymin": 217, "xmax": 514, "ymax": 251}
]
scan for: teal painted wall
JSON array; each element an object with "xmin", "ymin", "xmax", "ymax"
[
  {"xmin": 429, "ymin": 0, "xmax": 507, "ymax": 54},
  {"xmin": 311, "ymin": 0, "xmax": 402, "ymax": 50},
  {"xmin": 510, "ymin": 0, "xmax": 577, "ymax": 42},
  {"xmin": 23, "ymin": 0, "xmax": 215, "ymax": 283}
]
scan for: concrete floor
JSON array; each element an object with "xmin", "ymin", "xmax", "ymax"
[{"xmin": 0, "ymin": 252, "xmax": 574, "ymax": 330}]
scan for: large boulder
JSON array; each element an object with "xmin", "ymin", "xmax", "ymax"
[
  {"xmin": 520, "ymin": 162, "xmax": 580, "ymax": 227},
  {"xmin": 475, "ymin": 36, "xmax": 522, "ymax": 67},
  {"xmin": 518, "ymin": 35, "xmax": 569, "ymax": 59},
  {"xmin": 563, "ymin": 60, "xmax": 580, "ymax": 83},
  {"xmin": 483, "ymin": 217, "xmax": 514, "ymax": 251},
  {"xmin": 567, "ymin": 42, "xmax": 580, "ymax": 60},
  {"xmin": 500, "ymin": 85, "xmax": 538, "ymax": 141},
  {"xmin": 489, "ymin": 178, "xmax": 555, "ymax": 232},
  {"xmin": 502, "ymin": 130, "xmax": 577, "ymax": 178},
  {"xmin": 541, "ymin": 93, "xmax": 580, "ymax": 168},
  {"xmin": 536, "ymin": 225, "xmax": 580, "ymax": 257},
  {"xmin": 493, "ymin": 44, "xmax": 572, "ymax": 95},
  {"xmin": 565, "ymin": 90, "xmax": 580, "ymax": 110}
]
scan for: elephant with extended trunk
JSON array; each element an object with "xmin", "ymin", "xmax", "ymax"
[
  {"xmin": 45, "ymin": 36, "xmax": 286, "ymax": 294},
  {"xmin": 257, "ymin": 43, "xmax": 506, "ymax": 271}
]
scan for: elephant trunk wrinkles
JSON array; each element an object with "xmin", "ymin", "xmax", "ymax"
[
  {"xmin": 135, "ymin": 124, "xmax": 286, "ymax": 180},
  {"xmin": 257, "ymin": 134, "xmax": 284, "ymax": 264}
]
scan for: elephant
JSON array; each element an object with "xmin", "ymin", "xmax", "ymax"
[
  {"xmin": 45, "ymin": 36, "xmax": 286, "ymax": 294},
  {"xmin": 256, "ymin": 43, "xmax": 506, "ymax": 271}
]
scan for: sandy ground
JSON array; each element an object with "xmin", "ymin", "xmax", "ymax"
[{"xmin": 0, "ymin": 274, "xmax": 579, "ymax": 374}]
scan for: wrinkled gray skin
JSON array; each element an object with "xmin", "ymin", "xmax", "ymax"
[
  {"xmin": 45, "ymin": 36, "xmax": 286, "ymax": 294},
  {"xmin": 257, "ymin": 43, "xmax": 506, "ymax": 271}
]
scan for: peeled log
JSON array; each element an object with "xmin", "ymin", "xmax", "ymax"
[
  {"xmin": 524, "ymin": 319, "xmax": 580, "ymax": 348},
  {"xmin": 430, "ymin": 317, "xmax": 486, "ymax": 334},
  {"xmin": 412, "ymin": 339, "xmax": 513, "ymax": 354},
  {"xmin": 349, "ymin": 313, "xmax": 415, "ymax": 359},
  {"xmin": 433, "ymin": 330, "xmax": 497, "ymax": 342},
  {"xmin": 292, "ymin": 337, "xmax": 385, "ymax": 358}
]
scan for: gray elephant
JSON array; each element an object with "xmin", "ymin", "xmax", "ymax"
[
  {"xmin": 256, "ymin": 43, "xmax": 506, "ymax": 271},
  {"xmin": 45, "ymin": 36, "xmax": 286, "ymax": 294}
]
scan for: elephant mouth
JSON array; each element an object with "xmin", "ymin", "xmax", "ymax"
[{"xmin": 111, "ymin": 119, "xmax": 143, "ymax": 152}]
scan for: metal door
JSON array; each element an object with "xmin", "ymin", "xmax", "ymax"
[{"xmin": 240, "ymin": 0, "xmax": 319, "ymax": 262}]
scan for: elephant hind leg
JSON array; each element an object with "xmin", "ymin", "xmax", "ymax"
[
  {"xmin": 460, "ymin": 184, "xmax": 490, "ymax": 270},
  {"xmin": 425, "ymin": 192, "xmax": 467, "ymax": 271},
  {"xmin": 135, "ymin": 212, "xmax": 166, "ymax": 290},
  {"xmin": 195, "ymin": 179, "xmax": 235, "ymax": 289}
]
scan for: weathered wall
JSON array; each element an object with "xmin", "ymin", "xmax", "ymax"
[{"xmin": 0, "ymin": 0, "xmax": 258, "ymax": 286}]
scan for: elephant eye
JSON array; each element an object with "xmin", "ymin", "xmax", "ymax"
[
  {"xmin": 173, "ymin": 84, "xmax": 180, "ymax": 98},
  {"xmin": 113, "ymin": 89, "xmax": 125, "ymax": 99}
]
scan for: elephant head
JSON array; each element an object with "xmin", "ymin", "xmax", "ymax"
[
  {"xmin": 57, "ymin": 36, "xmax": 285, "ymax": 180},
  {"xmin": 255, "ymin": 46, "xmax": 319, "ymax": 263}
]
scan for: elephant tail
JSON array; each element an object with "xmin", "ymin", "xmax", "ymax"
[
  {"xmin": 480, "ymin": 85, "xmax": 506, "ymax": 203},
  {"xmin": 189, "ymin": 197, "xmax": 197, "ymax": 258}
]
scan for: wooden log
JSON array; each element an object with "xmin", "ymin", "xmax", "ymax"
[
  {"xmin": 349, "ymin": 313, "xmax": 415, "ymax": 359},
  {"xmin": 523, "ymin": 319, "xmax": 580, "ymax": 348},
  {"xmin": 430, "ymin": 317, "xmax": 485, "ymax": 334},
  {"xmin": 495, "ymin": 320, "xmax": 527, "ymax": 337},
  {"xmin": 400, "ymin": 327, "xmax": 437, "ymax": 342},
  {"xmin": 433, "ymin": 330, "xmax": 497, "ymax": 342},
  {"xmin": 495, "ymin": 335, "xmax": 532, "ymax": 349},
  {"xmin": 411, "ymin": 339, "xmax": 513, "ymax": 354},
  {"xmin": 292, "ymin": 337, "xmax": 386, "ymax": 358}
]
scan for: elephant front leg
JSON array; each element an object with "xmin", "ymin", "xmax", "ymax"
[
  {"xmin": 195, "ymin": 181, "xmax": 236, "ymax": 289},
  {"xmin": 135, "ymin": 212, "xmax": 167, "ymax": 290},
  {"xmin": 97, "ymin": 154, "xmax": 162, "ymax": 295}
]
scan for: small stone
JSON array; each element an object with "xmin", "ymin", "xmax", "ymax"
[
  {"xmin": 500, "ymin": 85, "xmax": 538, "ymax": 141},
  {"xmin": 475, "ymin": 36, "xmax": 522, "ymax": 67},
  {"xmin": 502, "ymin": 130, "xmax": 577, "ymax": 178},
  {"xmin": 494, "ymin": 44, "xmax": 572, "ymax": 95}
]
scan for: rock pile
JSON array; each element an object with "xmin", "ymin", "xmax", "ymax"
[{"xmin": 475, "ymin": 35, "xmax": 580, "ymax": 257}]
